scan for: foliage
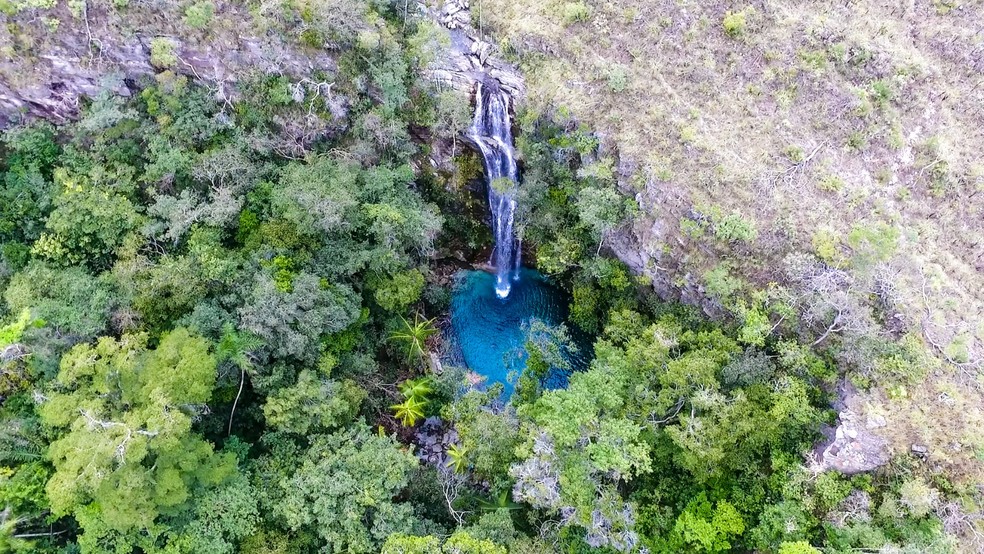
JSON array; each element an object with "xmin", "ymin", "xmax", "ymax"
[
  {"xmin": 374, "ymin": 269, "xmax": 425, "ymax": 312},
  {"xmin": 0, "ymin": 309, "xmax": 35, "ymax": 348},
  {"xmin": 183, "ymin": 0, "xmax": 215, "ymax": 29},
  {"xmin": 382, "ymin": 531, "xmax": 506, "ymax": 554},
  {"xmin": 32, "ymin": 170, "xmax": 141, "ymax": 269},
  {"xmin": 561, "ymin": 1, "xmax": 590, "ymax": 25},
  {"xmin": 723, "ymin": 10, "xmax": 747, "ymax": 38},
  {"xmin": 391, "ymin": 377, "xmax": 434, "ymax": 427},
  {"xmin": 389, "ymin": 314, "xmax": 438, "ymax": 362},
  {"xmin": 0, "ymin": 5, "xmax": 972, "ymax": 552},
  {"xmin": 264, "ymin": 370, "xmax": 366, "ymax": 434},
  {"xmin": 272, "ymin": 423, "xmax": 420, "ymax": 553},
  {"xmin": 445, "ymin": 443, "xmax": 468, "ymax": 473},
  {"xmin": 5, "ymin": 262, "xmax": 115, "ymax": 339},
  {"xmin": 239, "ymin": 273, "xmax": 361, "ymax": 363},
  {"xmin": 150, "ymin": 37, "xmax": 179, "ymax": 68},
  {"xmin": 713, "ymin": 212, "xmax": 758, "ymax": 244},
  {"xmin": 39, "ymin": 330, "xmax": 239, "ymax": 551}
]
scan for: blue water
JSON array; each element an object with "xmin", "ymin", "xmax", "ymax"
[{"xmin": 449, "ymin": 268, "xmax": 589, "ymax": 397}]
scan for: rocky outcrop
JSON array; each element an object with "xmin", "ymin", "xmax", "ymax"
[
  {"xmin": 0, "ymin": 1, "xmax": 521, "ymax": 128},
  {"xmin": 0, "ymin": 4, "xmax": 330, "ymax": 128},
  {"xmin": 608, "ymin": 202, "xmax": 728, "ymax": 319},
  {"xmin": 421, "ymin": 0, "xmax": 524, "ymax": 98},
  {"xmin": 817, "ymin": 409, "xmax": 891, "ymax": 474},
  {"xmin": 0, "ymin": 32, "xmax": 335, "ymax": 128},
  {"xmin": 814, "ymin": 382, "xmax": 891, "ymax": 474}
]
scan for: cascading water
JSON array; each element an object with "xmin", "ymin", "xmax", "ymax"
[{"xmin": 470, "ymin": 81, "xmax": 520, "ymax": 298}]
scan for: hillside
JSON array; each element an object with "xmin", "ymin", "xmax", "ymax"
[{"xmin": 480, "ymin": 0, "xmax": 983, "ymax": 481}]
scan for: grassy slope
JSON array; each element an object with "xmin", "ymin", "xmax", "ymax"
[{"xmin": 478, "ymin": 0, "xmax": 983, "ymax": 484}]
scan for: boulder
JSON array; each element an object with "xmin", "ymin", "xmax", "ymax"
[{"xmin": 816, "ymin": 407, "xmax": 891, "ymax": 474}]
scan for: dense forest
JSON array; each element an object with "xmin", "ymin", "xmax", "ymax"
[{"xmin": 0, "ymin": 0, "xmax": 981, "ymax": 553}]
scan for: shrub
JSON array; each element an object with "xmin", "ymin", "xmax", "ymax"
[
  {"xmin": 812, "ymin": 229, "xmax": 843, "ymax": 265},
  {"xmin": 722, "ymin": 10, "xmax": 747, "ymax": 38},
  {"xmin": 562, "ymin": 1, "xmax": 590, "ymax": 25},
  {"xmin": 898, "ymin": 478, "xmax": 938, "ymax": 518},
  {"xmin": 183, "ymin": 0, "xmax": 214, "ymax": 30},
  {"xmin": 846, "ymin": 130, "xmax": 868, "ymax": 151},
  {"xmin": 817, "ymin": 174, "xmax": 845, "ymax": 192},
  {"xmin": 798, "ymin": 49, "xmax": 827, "ymax": 71},
  {"xmin": 704, "ymin": 265, "xmax": 743, "ymax": 302},
  {"xmin": 846, "ymin": 221, "xmax": 899, "ymax": 269},
  {"xmin": 2, "ymin": 0, "xmax": 55, "ymax": 14},
  {"xmin": 607, "ymin": 66, "xmax": 628, "ymax": 93},
  {"xmin": 784, "ymin": 145, "xmax": 805, "ymax": 163},
  {"xmin": 150, "ymin": 37, "xmax": 178, "ymax": 68},
  {"xmin": 714, "ymin": 212, "xmax": 758, "ymax": 243},
  {"xmin": 870, "ymin": 80, "xmax": 893, "ymax": 107},
  {"xmin": 778, "ymin": 542, "xmax": 821, "ymax": 554},
  {"xmin": 300, "ymin": 27, "xmax": 324, "ymax": 48}
]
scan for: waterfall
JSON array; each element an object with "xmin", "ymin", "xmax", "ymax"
[{"xmin": 470, "ymin": 81, "xmax": 520, "ymax": 298}]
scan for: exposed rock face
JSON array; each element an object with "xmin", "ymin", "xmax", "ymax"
[
  {"xmin": 0, "ymin": 2, "xmax": 522, "ymax": 128},
  {"xmin": 818, "ymin": 409, "xmax": 891, "ymax": 474},
  {"xmin": 814, "ymin": 382, "xmax": 891, "ymax": 474},
  {"xmin": 0, "ymin": 4, "xmax": 334, "ymax": 128},
  {"xmin": 439, "ymin": 0, "xmax": 470, "ymax": 29},
  {"xmin": 421, "ymin": 0, "xmax": 524, "ymax": 98},
  {"xmin": 608, "ymin": 203, "xmax": 727, "ymax": 319}
]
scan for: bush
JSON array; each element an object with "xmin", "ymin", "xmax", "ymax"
[
  {"xmin": 812, "ymin": 229, "xmax": 843, "ymax": 265},
  {"xmin": 183, "ymin": 0, "xmax": 214, "ymax": 30},
  {"xmin": 150, "ymin": 37, "xmax": 178, "ymax": 68},
  {"xmin": 817, "ymin": 174, "xmax": 844, "ymax": 192},
  {"xmin": 607, "ymin": 66, "xmax": 628, "ymax": 93},
  {"xmin": 562, "ymin": 1, "xmax": 590, "ymax": 25},
  {"xmin": 704, "ymin": 265, "xmax": 743, "ymax": 302},
  {"xmin": 870, "ymin": 80, "xmax": 893, "ymax": 107},
  {"xmin": 898, "ymin": 478, "xmax": 938, "ymax": 518},
  {"xmin": 846, "ymin": 130, "xmax": 868, "ymax": 151},
  {"xmin": 723, "ymin": 10, "xmax": 747, "ymax": 38},
  {"xmin": 846, "ymin": 221, "xmax": 899, "ymax": 270},
  {"xmin": 714, "ymin": 212, "xmax": 758, "ymax": 243}
]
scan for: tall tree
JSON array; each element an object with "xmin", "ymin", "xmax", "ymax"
[{"xmin": 39, "ymin": 329, "xmax": 238, "ymax": 552}]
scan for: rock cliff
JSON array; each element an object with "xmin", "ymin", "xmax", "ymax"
[
  {"xmin": 0, "ymin": 3, "xmax": 339, "ymax": 128},
  {"xmin": 0, "ymin": 1, "xmax": 523, "ymax": 129},
  {"xmin": 422, "ymin": 0, "xmax": 524, "ymax": 98}
]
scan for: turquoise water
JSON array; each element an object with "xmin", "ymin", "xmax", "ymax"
[{"xmin": 449, "ymin": 268, "xmax": 588, "ymax": 397}]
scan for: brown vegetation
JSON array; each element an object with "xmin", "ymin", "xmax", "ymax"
[{"xmin": 477, "ymin": 0, "xmax": 984, "ymax": 491}]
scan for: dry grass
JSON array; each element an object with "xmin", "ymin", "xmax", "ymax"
[{"xmin": 478, "ymin": 0, "xmax": 984, "ymax": 486}]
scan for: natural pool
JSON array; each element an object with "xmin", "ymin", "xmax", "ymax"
[{"xmin": 449, "ymin": 268, "xmax": 589, "ymax": 397}]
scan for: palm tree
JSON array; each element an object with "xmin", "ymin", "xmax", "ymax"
[
  {"xmin": 391, "ymin": 396, "xmax": 427, "ymax": 427},
  {"xmin": 216, "ymin": 323, "xmax": 263, "ymax": 436},
  {"xmin": 445, "ymin": 443, "xmax": 469, "ymax": 473},
  {"xmin": 391, "ymin": 376, "xmax": 434, "ymax": 427},
  {"xmin": 389, "ymin": 313, "xmax": 438, "ymax": 362},
  {"xmin": 398, "ymin": 376, "xmax": 434, "ymax": 399}
]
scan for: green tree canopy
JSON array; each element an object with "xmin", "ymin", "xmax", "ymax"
[{"xmin": 39, "ymin": 329, "xmax": 238, "ymax": 552}]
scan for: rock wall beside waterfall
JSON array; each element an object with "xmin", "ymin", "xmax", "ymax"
[
  {"xmin": 0, "ymin": 1, "xmax": 523, "ymax": 129},
  {"xmin": 422, "ymin": 0, "xmax": 524, "ymax": 98}
]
